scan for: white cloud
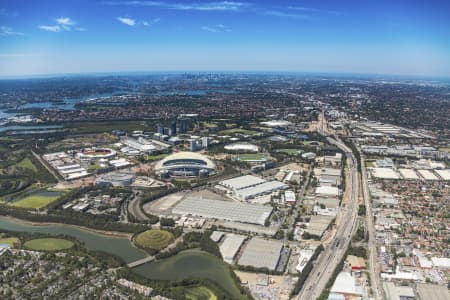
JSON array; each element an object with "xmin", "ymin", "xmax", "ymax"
[
  {"xmin": 39, "ymin": 25, "xmax": 61, "ymax": 32},
  {"xmin": 288, "ymin": 6, "xmax": 342, "ymax": 16},
  {"xmin": 117, "ymin": 17, "xmax": 136, "ymax": 26},
  {"xmin": 39, "ymin": 17, "xmax": 83, "ymax": 32},
  {"xmin": 0, "ymin": 26, "xmax": 24, "ymax": 36},
  {"xmin": 55, "ymin": 17, "xmax": 76, "ymax": 30},
  {"xmin": 201, "ymin": 24, "xmax": 231, "ymax": 33},
  {"xmin": 0, "ymin": 53, "xmax": 39, "ymax": 58},
  {"xmin": 56, "ymin": 17, "xmax": 75, "ymax": 26},
  {"xmin": 143, "ymin": 18, "xmax": 160, "ymax": 27},
  {"xmin": 264, "ymin": 10, "xmax": 311, "ymax": 20},
  {"xmin": 104, "ymin": 1, "xmax": 249, "ymax": 12}
]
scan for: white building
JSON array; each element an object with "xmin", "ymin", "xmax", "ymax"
[{"xmin": 219, "ymin": 234, "xmax": 246, "ymax": 264}]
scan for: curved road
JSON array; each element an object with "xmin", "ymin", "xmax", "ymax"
[{"xmin": 128, "ymin": 192, "xmax": 149, "ymax": 221}]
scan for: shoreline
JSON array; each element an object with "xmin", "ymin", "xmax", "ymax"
[{"xmin": 0, "ymin": 215, "xmax": 133, "ymax": 239}]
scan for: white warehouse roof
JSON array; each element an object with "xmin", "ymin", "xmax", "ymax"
[
  {"xmin": 398, "ymin": 168, "xmax": 419, "ymax": 180},
  {"xmin": 238, "ymin": 237, "xmax": 283, "ymax": 271},
  {"xmin": 370, "ymin": 168, "xmax": 400, "ymax": 179},
  {"xmin": 219, "ymin": 234, "xmax": 246, "ymax": 264},
  {"xmin": 236, "ymin": 180, "xmax": 288, "ymax": 200},
  {"xmin": 435, "ymin": 169, "xmax": 450, "ymax": 181},
  {"xmin": 330, "ymin": 272, "xmax": 363, "ymax": 296},
  {"xmin": 220, "ymin": 175, "xmax": 266, "ymax": 191},
  {"xmin": 417, "ymin": 169, "xmax": 439, "ymax": 181},
  {"xmin": 172, "ymin": 197, "xmax": 272, "ymax": 225},
  {"xmin": 315, "ymin": 186, "xmax": 340, "ymax": 197}
]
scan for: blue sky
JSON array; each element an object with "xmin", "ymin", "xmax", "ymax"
[{"xmin": 0, "ymin": 0, "xmax": 449, "ymax": 77}]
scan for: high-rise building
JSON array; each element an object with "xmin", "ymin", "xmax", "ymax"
[
  {"xmin": 179, "ymin": 118, "xmax": 188, "ymax": 134},
  {"xmin": 157, "ymin": 123, "xmax": 164, "ymax": 135},
  {"xmin": 170, "ymin": 121, "xmax": 177, "ymax": 136},
  {"xmin": 201, "ymin": 136, "xmax": 209, "ymax": 148},
  {"xmin": 190, "ymin": 140, "xmax": 200, "ymax": 151}
]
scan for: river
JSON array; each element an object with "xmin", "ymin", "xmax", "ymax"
[
  {"xmin": 0, "ymin": 216, "xmax": 146, "ymax": 263},
  {"xmin": 133, "ymin": 248, "xmax": 243, "ymax": 298},
  {"xmin": 0, "ymin": 216, "xmax": 243, "ymax": 297}
]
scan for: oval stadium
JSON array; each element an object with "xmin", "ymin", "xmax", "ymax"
[
  {"xmin": 76, "ymin": 147, "xmax": 116, "ymax": 160},
  {"xmin": 154, "ymin": 152, "xmax": 216, "ymax": 177}
]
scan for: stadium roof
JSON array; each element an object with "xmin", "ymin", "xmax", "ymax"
[
  {"xmin": 155, "ymin": 151, "xmax": 215, "ymax": 170},
  {"xmin": 172, "ymin": 197, "xmax": 272, "ymax": 225}
]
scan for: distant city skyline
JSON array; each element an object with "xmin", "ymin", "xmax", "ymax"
[{"xmin": 0, "ymin": 0, "xmax": 449, "ymax": 77}]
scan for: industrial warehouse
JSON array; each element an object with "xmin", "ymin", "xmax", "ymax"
[
  {"xmin": 154, "ymin": 151, "xmax": 216, "ymax": 177},
  {"xmin": 237, "ymin": 237, "xmax": 284, "ymax": 271},
  {"xmin": 172, "ymin": 197, "xmax": 273, "ymax": 225},
  {"xmin": 220, "ymin": 175, "xmax": 288, "ymax": 200}
]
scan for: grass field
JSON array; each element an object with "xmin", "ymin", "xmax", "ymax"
[
  {"xmin": 219, "ymin": 128, "xmax": 258, "ymax": 135},
  {"xmin": 365, "ymin": 161, "xmax": 375, "ymax": 167},
  {"xmin": 10, "ymin": 192, "xmax": 60, "ymax": 209},
  {"xmin": 202, "ymin": 122, "xmax": 218, "ymax": 129},
  {"xmin": 0, "ymin": 237, "xmax": 20, "ymax": 247},
  {"xmin": 186, "ymin": 286, "xmax": 218, "ymax": 300},
  {"xmin": 143, "ymin": 153, "xmax": 169, "ymax": 162},
  {"xmin": 277, "ymin": 148, "xmax": 302, "ymax": 155},
  {"xmin": 17, "ymin": 158, "xmax": 38, "ymax": 173},
  {"xmin": 135, "ymin": 229, "xmax": 174, "ymax": 250},
  {"xmin": 234, "ymin": 153, "xmax": 268, "ymax": 161},
  {"xmin": 24, "ymin": 238, "xmax": 74, "ymax": 251}
]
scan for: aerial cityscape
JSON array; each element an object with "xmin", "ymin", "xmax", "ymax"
[{"xmin": 0, "ymin": 1, "xmax": 449, "ymax": 300}]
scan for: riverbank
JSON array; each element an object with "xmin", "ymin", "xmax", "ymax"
[{"xmin": 0, "ymin": 215, "xmax": 133, "ymax": 239}]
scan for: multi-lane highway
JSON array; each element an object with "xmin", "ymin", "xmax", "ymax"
[
  {"xmin": 297, "ymin": 136, "xmax": 360, "ymax": 300},
  {"xmin": 361, "ymin": 155, "xmax": 384, "ymax": 300}
]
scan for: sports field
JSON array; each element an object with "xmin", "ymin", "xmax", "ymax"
[
  {"xmin": 24, "ymin": 238, "xmax": 74, "ymax": 251},
  {"xmin": 0, "ymin": 237, "xmax": 20, "ymax": 247},
  {"xmin": 135, "ymin": 229, "xmax": 174, "ymax": 250},
  {"xmin": 186, "ymin": 286, "xmax": 218, "ymax": 300},
  {"xmin": 10, "ymin": 192, "xmax": 60, "ymax": 209}
]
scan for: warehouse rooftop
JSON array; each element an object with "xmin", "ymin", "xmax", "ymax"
[{"xmin": 172, "ymin": 197, "xmax": 272, "ymax": 225}]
